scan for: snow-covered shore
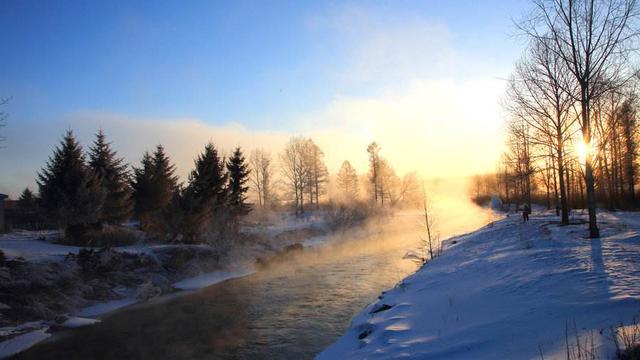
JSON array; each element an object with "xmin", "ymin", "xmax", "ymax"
[
  {"xmin": 318, "ymin": 210, "xmax": 640, "ymax": 359},
  {"xmin": 0, "ymin": 213, "xmax": 333, "ymax": 358}
]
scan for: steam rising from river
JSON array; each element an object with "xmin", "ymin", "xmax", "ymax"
[{"xmin": 262, "ymin": 177, "xmax": 495, "ymax": 274}]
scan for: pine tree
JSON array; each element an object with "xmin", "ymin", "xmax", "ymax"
[
  {"xmin": 151, "ymin": 145, "xmax": 179, "ymax": 206},
  {"xmin": 88, "ymin": 130, "xmax": 132, "ymax": 223},
  {"xmin": 17, "ymin": 187, "xmax": 37, "ymax": 212},
  {"xmin": 173, "ymin": 142, "xmax": 228, "ymax": 242},
  {"xmin": 188, "ymin": 142, "xmax": 227, "ymax": 206},
  {"xmin": 132, "ymin": 151, "xmax": 155, "ymax": 223},
  {"xmin": 226, "ymin": 147, "xmax": 251, "ymax": 217},
  {"xmin": 37, "ymin": 130, "xmax": 105, "ymax": 242},
  {"xmin": 131, "ymin": 145, "xmax": 179, "ymax": 231}
]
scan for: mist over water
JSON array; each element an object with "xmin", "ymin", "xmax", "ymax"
[{"xmin": 17, "ymin": 186, "xmax": 494, "ymax": 360}]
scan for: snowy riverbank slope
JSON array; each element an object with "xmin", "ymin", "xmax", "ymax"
[{"xmin": 318, "ymin": 211, "xmax": 640, "ymax": 359}]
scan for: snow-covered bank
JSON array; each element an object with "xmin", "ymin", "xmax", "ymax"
[
  {"xmin": 0, "ymin": 212, "xmax": 339, "ymax": 358},
  {"xmin": 318, "ymin": 211, "xmax": 640, "ymax": 360},
  {"xmin": 172, "ymin": 267, "xmax": 255, "ymax": 290}
]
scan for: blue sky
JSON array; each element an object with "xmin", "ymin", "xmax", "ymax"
[{"xmin": 0, "ymin": 0, "xmax": 529, "ymax": 196}]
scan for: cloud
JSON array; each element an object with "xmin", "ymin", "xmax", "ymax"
[
  {"xmin": 0, "ymin": 4, "xmax": 509, "ymax": 198},
  {"xmin": 303, "ymin": 77, "xmax": 506, "ymax": 178},
  {"xmin": 0, "ymin": 113, "xmax": 290, "ymax": 197},
  {"xmin": 307, "ymin": 3, "xmax": 474, "ymax": 88}
]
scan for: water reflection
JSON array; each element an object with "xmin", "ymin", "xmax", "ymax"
[{"xmin": 17, "ymin": 197, "xmax": 493, "ymax": 360}]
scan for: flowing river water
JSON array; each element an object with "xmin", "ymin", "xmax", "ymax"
[{"xmin": 17, "ymin": 195, "xmax": 495, "ymax": 360}]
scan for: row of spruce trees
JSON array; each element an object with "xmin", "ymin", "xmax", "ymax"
[{"xmin": 31, "ymin": 129, "xmax": 251, "ymax": 245}]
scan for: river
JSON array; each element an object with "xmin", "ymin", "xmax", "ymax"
[{"xmin": 16, "ymin": 194, "xmax": 495, "ymax": 360}]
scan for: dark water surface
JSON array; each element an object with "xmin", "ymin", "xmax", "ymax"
[{"xmin": 17, "ymin": 203, "xmax": 494, "ymax": 360}]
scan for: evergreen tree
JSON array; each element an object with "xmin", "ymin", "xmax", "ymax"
[
  {"xmin": 17, "ymin": 187, "xmax": 37, "ymax": 212},
  {"xmin": 88, "ymin": 130, "xmax": 132, "ymax": 223},
  {"xmin": 151, "ymin": 144, "xmax": 179, "ymax": 206},
  {"xmin": 131, "ymin": 145, "xmax": 178, "ymax": 231},
  {"xmin": 173, "ymin": 142, "xmax": 228, "ymax": 242},
  {"xmin": 37, "ymin": 130, "xmax": 105, "ymax": 242},
  {"xmin": 188, "ymin": 142, "xmax": 227, "ymax": 206},
  {"xmin": 226, "ymin": 147, "xmax": 251, "ymax": 217},
  {"xmin": 132, "ymin": 151, "xmax": 155, "ymax": 222}
]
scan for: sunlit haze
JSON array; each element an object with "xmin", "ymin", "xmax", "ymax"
[{"xmin": 0, "ymin": 1, "xmax": 527, "ymax": 197}]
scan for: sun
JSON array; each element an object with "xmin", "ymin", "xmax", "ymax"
[{"xmin": 576, "ymin": 140, "xmax": 595, "ymax": 164}]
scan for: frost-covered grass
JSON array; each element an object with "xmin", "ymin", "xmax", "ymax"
[{"xmin": 318, "ymin": 210, "xmax": 640, "ymax": 360}]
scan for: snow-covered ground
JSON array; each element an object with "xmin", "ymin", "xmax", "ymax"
[
  {"xmin": 318, "ymin": 210, "xmax": 640, "ymax": 360},
  {"xmin": 0, "ymin": 230, "xmax": 75, "ymax": 262}
]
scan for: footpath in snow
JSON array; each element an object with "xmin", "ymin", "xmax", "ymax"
[{"xmin": 318, "ymin": 211, "xmax": 640, "ymax": 360}]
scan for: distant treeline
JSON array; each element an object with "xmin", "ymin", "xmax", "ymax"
[{"xmin": 11, "ymin": 130, "xmax": 422, "ymax": 245}]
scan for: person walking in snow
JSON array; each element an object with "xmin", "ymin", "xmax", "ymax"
[{"xmin": 522, "ymin": 204, "xmax": 530, "ymax": 222}]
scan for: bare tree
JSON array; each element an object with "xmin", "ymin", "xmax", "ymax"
[
  {"xmin": 280, "ymin": 137, "xmax": 309, "ymax": 215},
  {"xmin": 504, "ymin": 118, "xmax": 537, "ymax": 209},
  {"xmin": 397, "ymin": 172, "xmax": 422, "ymax": 207},
  {"xmin": 377, "ymin": 158, "xmax": 399, "ymax": 206},
  {"xmin": 618, "ymin": 96, "xmax": 638, "ymax": 206},
  {"xmin": 592, "ymin": 88, "xmax": 639, "ymax": 209},
  {"xmin": 249, "ymin": 148, "xmax": 272, "ymax": 209},
  {"xmin": 421, "ymin": 185, "xmax": 438, "ymax": 262},
  {"xmin": 336, "ymin": 160, "xmax": 359, "ymax": 202},
  {"xmin": 303, "ymin": 139, "xmax": 328, "ymax": 208},
  {"xmin": 506, "ymin": 38, "xmax": 579, "ymax": 224},
  {"xmin": 521, "ymin": 0, "xmax": 639, "ymax": 237},
  {"xmin": 367, "ymin": 142, "xmax": 382, "ymax": 205}
]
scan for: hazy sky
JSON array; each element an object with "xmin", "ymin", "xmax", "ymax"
[{"xmin": 0, "ymin": 0, "xmax": 529, "ymax": 197}]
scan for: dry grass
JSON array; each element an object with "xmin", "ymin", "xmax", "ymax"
[
  {"xmin": 539, "ymin": 318, "xmax": 640, "ymax": 360},
  {"xmin": 613, "ymin": 318, "xmax": 640, "ymax": 360}
]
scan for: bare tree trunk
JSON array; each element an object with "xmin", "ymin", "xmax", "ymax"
[
  {"xmin": 552, "ymin": 151, "xmax": 560, "ymax": 216},
  {"xmin": 623, "ymin": 119, "xmax": 636, "ymax": 208},
  {"xmin": 565, "ymin": 156, "xmax": 572, "ymax": 211},
  {"xmin": 582, "ymin": 98, "xmax": 599, "ymax": 237},
  {"xmin": 557, "ymin": 143, "xmax": 569, "ymax": 224}
]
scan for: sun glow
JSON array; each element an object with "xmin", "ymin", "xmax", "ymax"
[{"xmin": 576, "ymin": 140, "xmax": 596, "ymax": 165}]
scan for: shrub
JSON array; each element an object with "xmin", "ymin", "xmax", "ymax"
[
  {"xmin": 59, "ymin": 225, "xmax": 140, "ymax": 247},
  {"xmin": 325, "ymin": 201, "xmax": 373, "ymax": 230}
]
